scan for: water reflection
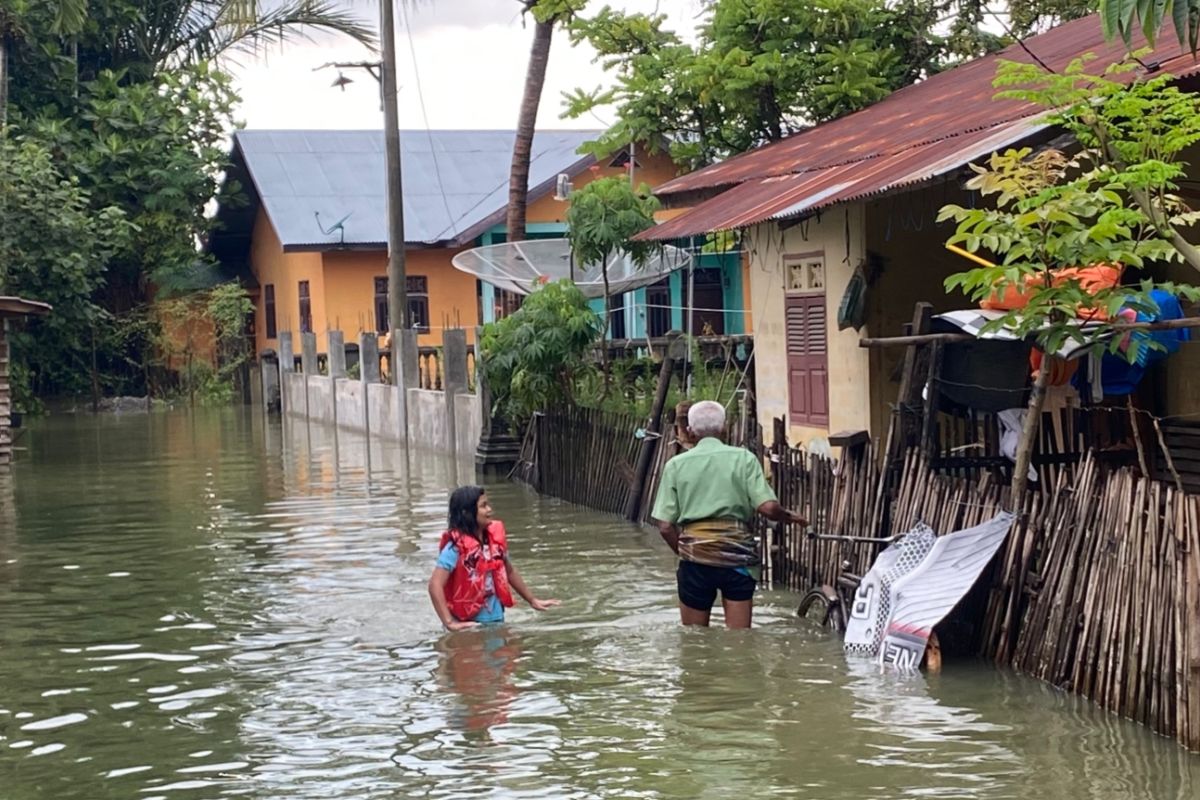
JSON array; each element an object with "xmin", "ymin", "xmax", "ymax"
[{"xmin": 434, "ymin": 629, "xmax": 522, "ymax": 737}]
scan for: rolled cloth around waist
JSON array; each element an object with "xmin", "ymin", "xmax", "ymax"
[{"xmin": 679, "ymin": 518, "xmax": 759, "ymax": 569}]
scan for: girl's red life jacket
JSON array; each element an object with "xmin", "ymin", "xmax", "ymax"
[{"xmin": 438, "ymin": 521, "xmax": 515, "ymax": 621}]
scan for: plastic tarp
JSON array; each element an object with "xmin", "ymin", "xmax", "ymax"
[
  {"xmin": 844, "ymin": 512, "xmax": 1015, "ymax": 670},
  {"xmin": 932, "ymin": 309, "xmax": 1106, "ymax": 360},
  {"xmin": 450, "ymin": 239, "xmax": 692, "ymax": 299}
]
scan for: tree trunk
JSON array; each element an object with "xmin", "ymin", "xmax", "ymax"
[
  {"xmin": 506, "ymin": 18, "xmax": 554, "ymax": 242},
  {"xmin": 600, "ymin": 254, "xmax": 612, "ymax": 397},
  {"xmin": 1011, "ymin": 354, "xmax": 1051, "ymax": 501},
  {"xmin": 0, "ymin": 34, "xmax": 9, "ymax": 129}
]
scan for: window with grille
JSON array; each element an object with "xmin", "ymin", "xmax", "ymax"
[
  {"xmin": 298, "ymin": 280, "xmax": 312, "ymax": 334},
  {"xmin": 407, "ymin": 276, "xmax": 430, "ymax": 333},
  {"xmin": 264, "ymin": 284, "xmax": 277, "ymax": 339},
  {"xmin": 646, "ymin": 280, "xmax": 671, "ymax": 337},
  {"xmin": 374, "ymin": 277, "xmax": 389, "ymax": 333}
]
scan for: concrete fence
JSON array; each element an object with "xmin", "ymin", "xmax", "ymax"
[{"xmin": 260, "ymin": 327, "xmax": 483, "ymax": 458}]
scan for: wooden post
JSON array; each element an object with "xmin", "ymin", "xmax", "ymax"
[
  {"xmin": 0, "ymin": 320, "xmax": 10, "ymax": 472},
  {"xmin": 624, "ymin": 344, "xmax": 677, "ymax": 520}
]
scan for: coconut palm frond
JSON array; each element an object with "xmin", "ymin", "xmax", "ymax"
[{"xmin": 170, "ymin": 1, "xmax": 378, "ymax": 64}]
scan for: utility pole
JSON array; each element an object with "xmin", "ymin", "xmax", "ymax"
[{"xmin": 379, "ymin": 0, "xmax": 408, "ymax": 385}]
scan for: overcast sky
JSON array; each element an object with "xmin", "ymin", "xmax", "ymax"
[{"xmin": 227, "ymin": 1, "xmax": 708, "ymax": 132}]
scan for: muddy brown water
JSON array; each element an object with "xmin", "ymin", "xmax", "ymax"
[{"xmin": 1, "ymin": 410, "xmax": 1197, "ymax": 798}]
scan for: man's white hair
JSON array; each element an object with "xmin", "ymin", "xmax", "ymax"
[{"xmin": 688, "ymin": 400, "xmax": 726, "ymax": 438}]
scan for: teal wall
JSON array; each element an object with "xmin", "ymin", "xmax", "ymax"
[
  {"xmin": 476, "ymin": 228, "xmax": 745, "ymax": 339},
  {"xmin": 478, "ymin": 224, "xmax": 567, "ymax": 324}
]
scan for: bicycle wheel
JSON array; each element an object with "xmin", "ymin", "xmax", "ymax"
[{"xmin": 797, "ymin": 588, "xmax": 835, "ymax": 627}]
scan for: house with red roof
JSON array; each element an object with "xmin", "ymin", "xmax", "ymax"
[{"xmin": 637, "ymin": 15, "xmax": 1200, "ymax": 453}]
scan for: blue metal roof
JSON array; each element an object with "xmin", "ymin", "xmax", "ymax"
[{"xmin": 232, "ymin": 129, "xmax": 601, "ymax": 249}]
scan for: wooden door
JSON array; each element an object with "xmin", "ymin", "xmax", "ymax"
[{"xmin": 786, "ymin": 293, "xmax": 829, "ymax": 426}]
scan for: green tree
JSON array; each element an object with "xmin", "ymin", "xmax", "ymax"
[
  {"xmin": 938, "ymin": 58, "xmax": 1200, "ymax": 497},
  {"xmin": 2, "ymin": 1, "xmax": 374, "ymax": 119},
  {"xmin": 565, "ymin": 0, "xmax": 948, "ymax": 168},
  {"xmin": 565, "ymin": 175, "xmax": 659, "ymax": 393},
  {"xmin": 479, "ymin": 279, "xmax": 602, "ymax": 423},
  {"xmin": 1099, "ymin": 0, "xmax": 1198, "ymax": 52},
  {"xmin": 0, "ymin": 134, "xmax": 128, "ymax": 407}
]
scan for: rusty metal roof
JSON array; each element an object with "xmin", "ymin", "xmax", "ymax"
[{"xmin": 637, "ymin": 16, "xmax": 1200, "ymax": 241}]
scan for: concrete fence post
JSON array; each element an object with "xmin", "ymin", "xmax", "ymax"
[
  {"xmin": 398, "ymin": 328, "xmax": 419, "ymax": 444},
  {"xmin": 359, "ymin": 333, "xmax": 380, "ymax": 384},
  {"xmin": 443, "ymin": 329, "xmax": 468, "ymax": 459},
  {"xmin": 327, "ymin": 330, "xmax": 346, "ymax": 378},
  {"xmin": 259, "ymin": 351, "xmax": 280, "ymax": 414},
  {"xmin": 301, "ymin": 332, "xmax": 318, "ymax": 375},
  {"xmin": 278, "ymin": 332, "xmax": 294, "ymax": 417}
]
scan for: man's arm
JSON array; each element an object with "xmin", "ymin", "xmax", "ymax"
[
  {"xmin": 756, "ymin": 500, "xmax": 806, "ymax": 526},
  {"xmin": 650, "ymin": 461, "xmax": 681, "ymax": 553},
  {"xmin": 657, "ymin": 521, "xmax": 681, "ymax": 554},
  {"xmin": 743, "ymin": 452, "xmax": 806, "ymax": 525}
]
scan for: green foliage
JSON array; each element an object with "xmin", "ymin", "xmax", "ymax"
[
  {"xmin": 154, "ymin": 282, "xmax": 253, "ymax": 406},
  {"xmin": 480, "ymin": 280, "xmax": 603, "ymax": 424},
  {"xmin": 581, "ymin": 339, "xmax": 745, "ymax": 418},
  {"xmin": 0, "ymin": 135, "xmax": 129, "ymax": 407},
  {"xmin": 5, "ymin": 0, "xmax": 374, "ymax": 115},
  {"xmin": 565, "ymin": 0, "xmax": 947, "ymax": 167},
  {"xmin": 1099, "ymin": 0, "xmax": 1199, "ymax": 53},
  {"xmin": 939, "ymin": 58, "xmax": 1200, "ymax": 356},
  {"xmin": 565, "ymin": 0, "xmax": 1098, "ymax": 168},
  {"xmin": 566, "ymin": 177, "xmax": 660, "ymax": 268},
  {"xmin": 28, "ymin": 64, "xmax": 242, "ymax": 301},
  {"xmin": 0, "ymin": 0, "xmax": 372, "ymax": 403}
]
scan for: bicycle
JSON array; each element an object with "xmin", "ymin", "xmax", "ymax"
[
  {"xmin": 795, "ymin": 531, "xmax": 900, "ymax": 633},
  {"xmin": 795, "ymin": 530, "xmax": 943, "ymax": 670}
]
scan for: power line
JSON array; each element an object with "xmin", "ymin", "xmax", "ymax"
[{"xmin": 398, "ymin": 2, "xmax": 458, "ymax": 239}]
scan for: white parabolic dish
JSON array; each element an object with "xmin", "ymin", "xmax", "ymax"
[{"xmin": 450, "ymin": 238, "xmax": 692, "ymax": 300}]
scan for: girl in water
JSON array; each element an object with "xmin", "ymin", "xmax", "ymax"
[{"xmin": 428, "ymin": 485, "xmax": 559, "ymax": 631}]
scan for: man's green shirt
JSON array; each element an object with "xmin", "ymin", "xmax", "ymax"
[{"xmin": 650, "ymin": 437, "xmax": 777, "ymax": 525}]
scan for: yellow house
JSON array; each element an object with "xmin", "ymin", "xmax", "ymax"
[{"xmin": 209, "ymin": 130, "xmax": 679, "ymax": 359}]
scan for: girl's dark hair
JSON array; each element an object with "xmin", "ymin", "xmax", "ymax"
[{"xmin": 448, "ymin": 485, "xmax": 487, "ymax": 539}]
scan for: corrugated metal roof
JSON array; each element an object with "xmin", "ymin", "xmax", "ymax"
[
  {"xmin": 637, "ymin": 15, "xmax": 1200, "ymax": 240},
  {"xmin": 234, "ymin": 129, "xmax": 601, "ymax": 249}
]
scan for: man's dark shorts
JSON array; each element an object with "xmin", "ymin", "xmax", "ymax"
[{"xmin": 677, "ymin": 560, "xmax": 756, "ymax": 610}]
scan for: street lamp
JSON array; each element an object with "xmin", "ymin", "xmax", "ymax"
[{"xmin": 313, "ymin": 1, "xmax": 409, "ymax": 386}]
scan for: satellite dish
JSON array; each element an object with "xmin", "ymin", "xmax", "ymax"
[{"xmin": 451, "ymin": 238, "xmax": 691, "ymax": 300}]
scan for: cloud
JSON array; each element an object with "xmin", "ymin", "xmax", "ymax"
[{"xmin": 229, "ymin": 1, "xmax": 708, "ymax": 131}]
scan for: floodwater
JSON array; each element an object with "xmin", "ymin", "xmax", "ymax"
[{"xmin": 1, "ymin": 410, "xmax": 1197, "ymax": 799}]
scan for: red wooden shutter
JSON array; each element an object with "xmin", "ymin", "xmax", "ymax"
[{"xmin": 786, "ymin": 294, "xmax": 829, "ymax": 426}]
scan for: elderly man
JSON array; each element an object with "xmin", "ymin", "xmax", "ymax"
[{"xmin": 651, "ymin": 400, "xmax": 805, "ymax": 628}]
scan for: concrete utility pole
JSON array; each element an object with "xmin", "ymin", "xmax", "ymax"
[{"xmin": 379, "ymin": 0, "xmax": 409, "ymax": 384}]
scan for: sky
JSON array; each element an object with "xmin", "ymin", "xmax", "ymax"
[{"xmin": 227, "ymin": 1, "xmax": 709, "ymax": 132}]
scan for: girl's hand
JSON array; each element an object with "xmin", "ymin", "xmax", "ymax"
[
  {"xmin": 444, "ymin": 620, "xmax": 478, "ymax": 632},
  {"xmin": 530, "ymin": 598, "xmax": 561, "ymax": 612}
]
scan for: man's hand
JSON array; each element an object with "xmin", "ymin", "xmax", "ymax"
[
  {"xmin": 444, "ymin": 619, "xmax": 478, "ymax": 632},
  {"xmin": 785, "ymin": 510, "xmax": 808, "ymax": 526},
  {"xmin": 530, "ymin": 598, "xmax": 561, "ymax": 612}
]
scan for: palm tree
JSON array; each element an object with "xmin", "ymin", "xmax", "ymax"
[
  {"xmin": 506, "ymin": 1, "xmax": 582, "ymax": 243},
  {"xmin": 2, "ymin": 1, "xmax": 376, "ymax": 123}
]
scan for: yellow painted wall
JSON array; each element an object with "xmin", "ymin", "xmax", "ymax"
[
  {"xmin": 249, "ymin": 149, "xmax": 681, "ymax": 355},
  {"xmin": 525, "ymin": 150, "xmax": 679, "ymax": 225},
  {"xmin": 251, "ymin": 207, "xmax": 326, "ymax": 357},
  {"xmin": 747, "ymin": 206, "xmax": 871, "ymax": 450},
  {"xmin": 321, "ymin": 247, "xmax": 479, "ymax": 347}
]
